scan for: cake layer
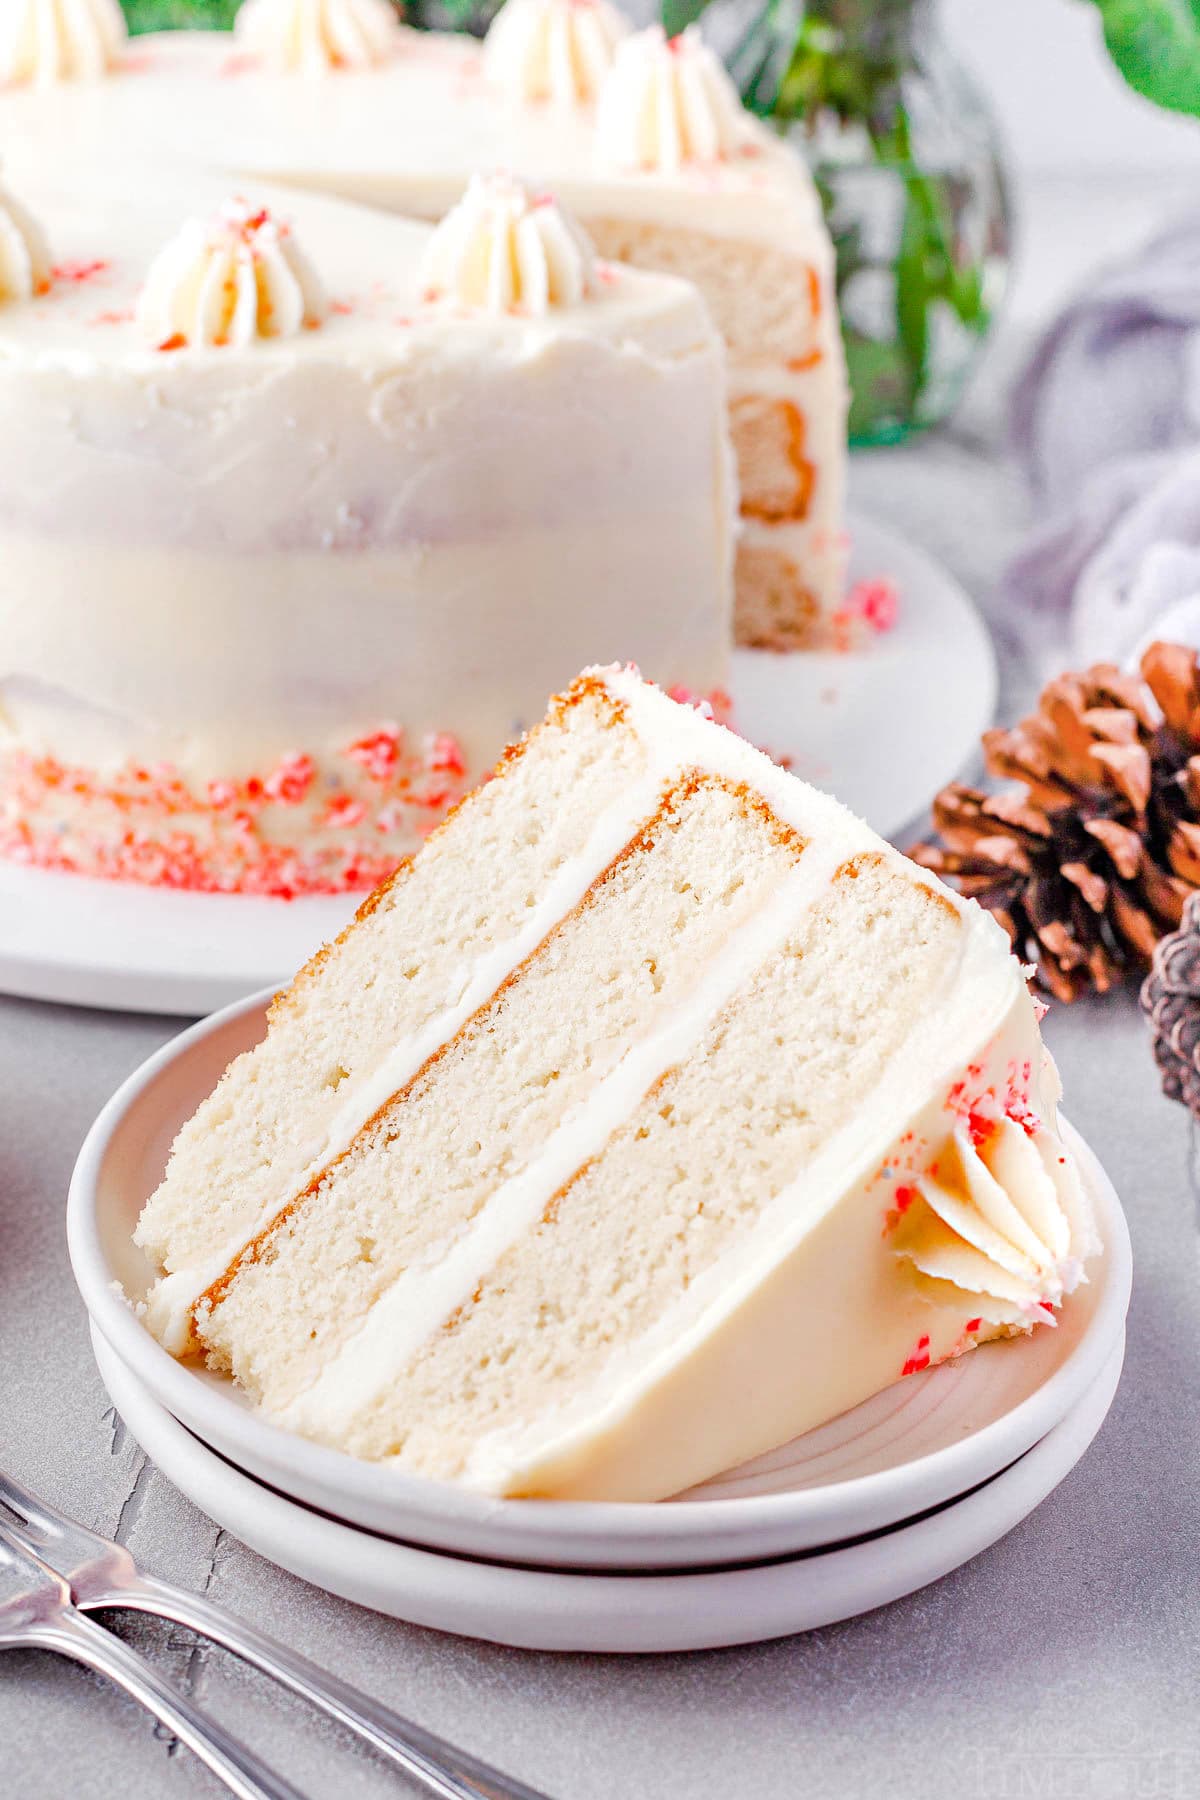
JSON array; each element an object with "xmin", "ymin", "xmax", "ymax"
[
  {"xmin": 136, "ymin": 668, "xmax": 1099, "ymax": 1500},
  {"xmin": 0, "ymin": 167, "xmax": 733, "ymax": 891}
]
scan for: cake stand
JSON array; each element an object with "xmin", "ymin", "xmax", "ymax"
[{"xmin": 0, "ymin": 512, "xmax": 996, "ymax": 1016}]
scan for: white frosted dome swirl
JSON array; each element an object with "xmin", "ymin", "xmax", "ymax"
[
  {"xmin": 892, "ymin": 1117, "xmax": 1101, "ymax": 1328},
  {"xmin": 0, "ymin": 172, "xmax": 51, "ymax": 302},
  {"xmin": 136, "ymin": 199, "xmax": 329, "ymax": 349},
  {"xmin": 594, "ymin": 23, "xmax": 751, "ymax": 173},
  {"xmin": 419, "ymin": 173, "xmax": 598, "ymax": 316},
  {"xmin": 235, "ymin": 0, "xmax": 400, "ymax": 73},
  {"xmin": 0, "ymin": 0, "xmax": 125, "ymax": 86},
  {"xmin": 483, "ymin": 0, "xmax": 629, "ymax": 108}
]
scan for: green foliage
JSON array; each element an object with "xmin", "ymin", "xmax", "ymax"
[
  {"xmin": 118, "ymin": 0, "xmax": 497, "ymax": 31},
  {"xmin": 121, "ymin": 0, "xmax": 238, "ymax": 30},
  {"xmin": 661, "ymin": 0, "xmax": 713, "ymax": 37},
  {"xmin": 1082, "ymin": 0, "xmax": 1200, "ymax": 115}
]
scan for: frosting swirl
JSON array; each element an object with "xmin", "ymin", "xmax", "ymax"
[
  {"xmin": 483, "ymin": 0, "xmax": 629, "ymax": 108},
  {"xmin": 136, "ymin": 200, "xmax": 328, "ymax": 350},
  {"xmin": 892, "ymin": 1116, "xmax": 1101, "ymax": 1330},
  {"xmin": 234, "ymin": 0, "xmax": 400, "ymax": 74},
  {"xmin": 419, "ymin": 174, "xmax": 597, "ymax": 316},
  {"xmin": 0, "ymin": 0, "xmax": 125, "ymax": 86},
  {"xmin": 594, "ymin": 24, "xmax": 751, "ymax": 174},
  {"xmin": 0, "ymin": 172, "xmax": 50, "ymax": 303}
]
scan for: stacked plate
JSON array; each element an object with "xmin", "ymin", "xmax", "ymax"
[{"xmin": 69, "ymin": 993, "xmax": 1132, "ymax": 1654}]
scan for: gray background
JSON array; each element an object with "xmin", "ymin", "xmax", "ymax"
[{"xmin": 3, "ymin": 199, "xmax": 1200, "ymax": 1797}]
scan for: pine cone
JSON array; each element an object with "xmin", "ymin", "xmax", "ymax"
[
  {"xmin": 1141, "ymin": 891, "xmax": 1200, "ymax": 1117},
  {"xmin": 910, "ymin": 641, "xmax": 1200, "ymax": 1002}
]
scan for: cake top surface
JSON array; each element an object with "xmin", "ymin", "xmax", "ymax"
[
  {"xmin": 0, "ymin": 159, "xmax": 715, "ymax": 365},
  {"xmin": 0, "ymin": 25, "xmax": 823, "ymax": 246}
]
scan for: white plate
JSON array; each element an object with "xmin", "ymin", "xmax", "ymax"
[
  {"xmin": 1, "ymin": 512, "xmax": 995, "ymax": 1015},
  {"xmin": 68, "ymin": 985, "xmax": 1130, "ymax": 1573},
  {"xmin": 92, "ymin": 1326, "xmax": 1125, "ymax": 1654}
]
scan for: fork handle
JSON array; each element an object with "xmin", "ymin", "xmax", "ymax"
[
  {"xmin": 22, "ymin": 1610, "xmax": 307, "ymax": 1800},
  {"xmin": 109, "ymin": 1575, "xmax": 553, "ymax": 1800}
]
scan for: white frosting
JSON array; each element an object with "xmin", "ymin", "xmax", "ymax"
[
  {"xmin": 0, "ymin": 0, "xmax": 124, "ymax": 86},
  {"xmin": 896, "ymin": 1120, "xmax": 1100, "ymax": 1326},
  {"xmin": 0, "ymin": 168, "xmax": 732, "ymax": 845},
  {"xmin": 235, "ymin": 0, "xmax": 400, "ymax": 73},
  {"xmin": 419, "ymin": 173, "xmax": 597, "ymax": 315},
  {"xmin": 483, "ymin": 0, "xmax": 629, "ymax": 108},
  {"xmin": 594, "ymin": 24, "xmax": 751, "ymax": 173},
  {"xmin": 135, "ymin": 197, "xmax": 328, "ymax": 348},
  {"xmin": 0, "ymin": 173, "xmax": 50, "ymax": 303}
]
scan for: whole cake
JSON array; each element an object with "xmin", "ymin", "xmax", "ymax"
[
  {"xmin": 135, "ymin": 670, "xmax": 1100, "ymax": 1502},
  {"xmin": 0, "ymin": 167, "xmax": 733, "ymax": 893},
  {"xmin": 0, "ymin": 1, "xmax": 847, "ymax": 650}
]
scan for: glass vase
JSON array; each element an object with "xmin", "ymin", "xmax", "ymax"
[{"xmin": 733, "ymin": 0, "xmax": 1011, "ymax": 447}]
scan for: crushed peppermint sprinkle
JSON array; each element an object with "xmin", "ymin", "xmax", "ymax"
[
  {"xmin": 846, "ymin": 577, "xmax": 900, "ymax": 633},
  {"xmin": 263, "ymin": 753, "xmax": 316, "ymax": 805},
  {"xmin": 828, "ymin": 577, "xmax": 901, "ymax": 652},
  {"xmin": 901, "ymin": 1334, "xmax": 932, "ymax": 1377},
  {"xmin": 665, "ymin": 685, "xmax": 735, "ymax": 728},
  {"xmin": 1, "ymin": 724, "xmax": 473, "ymax": 898},
  {"xmin": 50, "ymin": 259, "xmax": 110, "ymax": 287},
  {"xmin": 426, "ymin": 732, "xmax": 467, "ymax": 775},
  {"xmin": 347, "ymin": 727, "xmax": 404, "ymax": 783}
]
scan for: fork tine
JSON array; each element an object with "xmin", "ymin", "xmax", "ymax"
[
  {"xmin": 0, "ymin": 1466, "xmax": 108, "ymax": 1544},
  {"xmin": 0, "ymin": 1468, "xmax": 50, "ymax": 1530}
]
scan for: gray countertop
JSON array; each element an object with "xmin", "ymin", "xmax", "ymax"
[{"xmin": 4, "ymin": 195, "xmax": 1200, "ymax": 1798}]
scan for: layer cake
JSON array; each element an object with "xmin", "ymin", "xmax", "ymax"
[
  {"xmin": 135, "ymin": 670, "xmax": 1100, "ymax": 1502},
  {"xmin": 0, "ymin": 168, "xmax": 733, "ymax": 893},
  {"xmin": 0, "ymin": 4, "xmax": 848, "ymax": 649}
]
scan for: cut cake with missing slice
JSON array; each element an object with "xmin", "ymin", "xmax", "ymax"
[{"xmin": 134, "ymin": 667, "xmax": 1101, "ymax": 1502}]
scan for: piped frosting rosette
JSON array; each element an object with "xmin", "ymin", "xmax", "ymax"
[
  {"xmin": 136, "ymin": 199, "xmax": 328, "ymax": 349},
  {"xmin": 483, "ymin": 0, "xmax": 629, "ymax": 108},
  {"xmin": 419, "ymin": 173, "xmax": 598, "ymax": 316},
  {"xmin": 594, "ymin": 23, "xmax": 752, "ymax": 173},
  {"xmin": 0, "ymin": 167, "xmax": 50, "ymax": 302},
  {"xmin": 234, "ymin": 0, "xmax": 400, "ymax": 74},
  {"xmin": 0, "ymin": 0, "xmax": 125, "ymax": 86},
  {"xmin": 891, "ymin": 1111, "xmax": 1102, "ymax": 1333}
]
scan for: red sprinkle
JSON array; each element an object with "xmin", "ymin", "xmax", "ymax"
[
  {"xmin": 347, "ymin": 727, "xmax": 403, "ymax": 783},
  {"xmin": 263, "ymin": 753, "xmax": 316, "ymax": 806},
  {"xmin": 51, "ymin": 259, "xmax": 110, "ymax": 287}
]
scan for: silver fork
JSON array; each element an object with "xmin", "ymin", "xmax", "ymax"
[{"xmin": 0, "ymin": 1468, "xmax": 553, "ymax": 1800}]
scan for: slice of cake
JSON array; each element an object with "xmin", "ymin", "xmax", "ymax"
[
  {"xmin": 135, "ymin": 670, "xmax": 1100, "ymax": 1502},
  {"xmin": 0, "ymin": 168, "xmax": 732, "ymax": 894}
]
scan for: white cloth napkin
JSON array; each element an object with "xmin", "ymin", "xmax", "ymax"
[{"xmin": 1004, "ymin": 218, "xmax": 1200, "ymax": 668}]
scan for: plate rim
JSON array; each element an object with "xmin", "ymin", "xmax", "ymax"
[
  {"xmin": 90, "ymin": 1324, "xmax": 1126, "ymax": 1653},
  {"xmin": 68, "ymin": 985, "xmax": 1132, "ymax": 1572}
]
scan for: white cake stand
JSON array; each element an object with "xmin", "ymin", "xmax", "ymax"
[{"xmin": 0, "ymin": 513, "xmax": 996, "ymax": 1016}]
